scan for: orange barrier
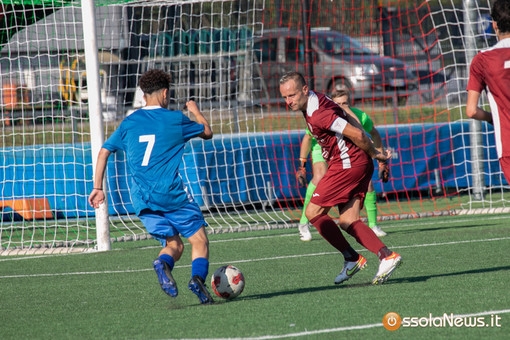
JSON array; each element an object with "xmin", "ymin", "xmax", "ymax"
[
  {"xmin": 0, "ymin": 198, "xmax": 53, "ymax": 220},
  {"xmin": 2, "ymin": 83, "xmax": 31, "ymax": 126},
  {"xmin": 3, "ymin": 84, "xmax": 16, "ymax": 126},
  {"xmin": 3, "ymin": 84, "xmax": 18, "ymax": 108}
]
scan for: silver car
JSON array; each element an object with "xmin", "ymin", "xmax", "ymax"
[{"xmin": 253, "ymin": 28, "xmax": 418, "ymax": 104}]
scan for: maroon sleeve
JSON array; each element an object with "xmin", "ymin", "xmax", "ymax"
[{"xmin": 467, "ymin": 53, "xmax": 485, "ymax": 93}]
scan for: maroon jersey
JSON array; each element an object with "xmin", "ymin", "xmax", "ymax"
[
  {"xmin": 303, "ymin": 91, "xmax": 371, "ymax": 168},
  {"xmin": 467, "ymin": 38, "xmax": 510, "ymax": 159}
]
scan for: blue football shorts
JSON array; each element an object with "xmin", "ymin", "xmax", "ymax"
[{"xmin": 138, "ymin": 201, "xmax": 207, "ymax": 247}]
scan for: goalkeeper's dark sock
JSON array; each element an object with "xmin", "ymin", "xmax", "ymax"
[
  {"xmin": 300, "ymin": 181, "xmax": 316, "ymax": 225},
  {"xmin": 365, "ymin": 191, "xmax": 377, "ymax": 228},
  {"xmin": 191, "ymin": 257, "xmax": 209, "ymax": 281},
  {"xmin": 345, "ymin": 220, "xmax": 385, "ymax": 256},
  {"xmin": 159, "ymin": 254, "xmax": 175, "ymax": 270},
  {"xmin": 309, "ymin": 214, "xmax": 357, "ymax": 260}
]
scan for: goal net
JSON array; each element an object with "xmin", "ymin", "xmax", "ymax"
[{"xmin": 0, "ymin": 0, "xmax": 507, "ymax": 254}]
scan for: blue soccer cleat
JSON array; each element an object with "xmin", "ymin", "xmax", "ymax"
[
  {"xmin": 188, "ymin": 275, "xmax": 214, "ymax": 304},
  {"xmin": 153, "ymin": 259, "xmax": 178, "ymax": 297}
]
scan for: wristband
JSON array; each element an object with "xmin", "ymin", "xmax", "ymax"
[
  {"xmin": 93, "ymin": 188, "xmax": 103, "ymax": 190},
  {"xmin": 299, "ymin": 158, "xmax": 307, "ymax": 167}
]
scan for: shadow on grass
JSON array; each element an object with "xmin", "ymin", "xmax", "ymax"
[
  {"xmin": 386, "ymin": 222, "xmax": 496, "ymax": 234},
  {"xmin": 386, "ymin": 264, "xmax": 510, "ymax": 285},
  {"xmin": 238, "ymin": 282, "xmax": 372, "ymax": 301},
  {"xmin": 237, "ymin": 265, "xmax": 510, "ymax": 301}
]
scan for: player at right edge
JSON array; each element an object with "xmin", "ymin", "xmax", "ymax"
[{"xmin": 466, "ymin": 0, "xmax": 510, "ymax": 183}]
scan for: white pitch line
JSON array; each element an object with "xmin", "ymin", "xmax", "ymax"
[
  {"xmin": 376, "ymin": 214, "xmax": 510, "ymax": 230},
  {"xmin": 179, "ymin": 322, "xmax": 384, "ymax": 340},
  {"xmin": 118, "ymin": 213, "xmax": 510, "ymax": 250},
  {"xmin": 0, "ymin": 236, "xmax": 508, "ymax": 279},
  {"xmin": 2, "ymin": 214, "xmax": 507, "ymax": 260},
  {"xmin": 122, "ymin": 213, "xmax": 510, "ymax": 251},
  {"xmin": 178, "ymin": 309, "xmax": 510, "ymax": 340},
  {"xmin": 0, "ymin": 233, "xmax": 301, "ymax": 262}
]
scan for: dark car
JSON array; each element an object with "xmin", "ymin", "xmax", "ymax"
[{"xmin": 253, "ymin": 27, "xmax": 418, "ymax": 104}]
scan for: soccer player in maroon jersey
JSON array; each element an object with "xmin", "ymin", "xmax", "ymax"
[
  {"xmin": 279, "ymin": 72, "xmax": 401, "ymax": 285},
  {"xmin": 466, "ymin": 0, "xmax": 510, "ymax": 183}
]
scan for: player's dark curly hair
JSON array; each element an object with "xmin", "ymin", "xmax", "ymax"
[
  {"xmin": 139, "ymin": 69, "xmax": 172, "ymax": 95},
  {"xmin": 492, "ymin": 0, "xmax": 510, "ymax": 34}
]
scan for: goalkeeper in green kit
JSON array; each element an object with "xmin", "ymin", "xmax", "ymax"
[{"xmin": 296, "ymin": 87, "xmax": 389, "ymax": 241}]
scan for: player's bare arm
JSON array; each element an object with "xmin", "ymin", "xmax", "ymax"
[
  {"xmin": 186, "ymin": 100, "xmax": 213, "ymax": 139},
  {"xmin": 466, "ymin": 90, "xmax": 493, "ymax": 124},
  {"xmin": 300, "ymin": 134, "xmax": 313, "ymax": 159},
  {"xmin": 368, "ymin": 127, "xmax": 384, "ymax": 153},
  {"xmin": 342, "ymin": 123, "xmax": 390, "ymax": 162},
  {"xmin": 339, "ymin": 104, "xmax": 362, "ymax": 124},
  {"xmin": 296, "ymin": 134, "xmax": 313, "ymax": 187},
  {"xmin": 339, "ymin": 104, "xmax": 384, "ymax": 153},
  {"xmin": 340, "ymin": 106, "xmax": 366, "ymax": 133},
  {"xmin": 88, "ymin": 148, "xmax": 112, "ymax": 208},
  {"xmin": 368, "ymin": 126, "xmax": 390, "ymax": 182}
]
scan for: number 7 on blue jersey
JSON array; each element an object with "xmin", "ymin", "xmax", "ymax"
[{"xmin": 139, "ymin": 134, "xmax": 155, "ymax": 166}]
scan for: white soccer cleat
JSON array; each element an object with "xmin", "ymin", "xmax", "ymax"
[
  {"xmin": 298, "ymin": 223, "xmax": 312, "ymax": 241},
  {"xmin": 334, "ymin": 255, "xmax": 367, "ymax": 284},
  {"xmin": 372, "ymin": 252, "xmax": 402, "ymax": 285},
  {"xmin": 372, "ymin": 225, "xmax": 387, "ymax": 237}
]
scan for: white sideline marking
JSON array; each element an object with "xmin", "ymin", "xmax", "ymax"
[
  {"xmin": 0, "ymin": 236, "xmax": 508, "ymax": 279},
  {"xmin": 1, "ymin": 214, "xmax": 507, "ymax": 260},
  {"xmin": 131, "ymin": 214, "xmax": 510, "ymax": 249},
  {"xmin": 179, "ymin": 309, "xmax": 510, "ymax": 340},
  {"xmin": 377, "ymin": 214, "xmax": 509, "ymax": 230},
  {"xmin": 113, "ymin": 214, "xmax": 510, "ymax": 251},
  {"xmin": 185, "ymin": 323, "xmax": 384, "ymax": 340}
]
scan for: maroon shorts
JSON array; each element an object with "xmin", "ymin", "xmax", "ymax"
[
  {"xmin": 500, "ymin": 156, "xmax": 510, "ymax": 184},
  {"xmin": 310, "ymin": 161, "xmax": 374, "ymax": 208}
]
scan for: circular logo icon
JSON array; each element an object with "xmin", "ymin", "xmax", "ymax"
[{"xmin": 383, "ymin": 312, "xmax": 402, "ymax": 331}]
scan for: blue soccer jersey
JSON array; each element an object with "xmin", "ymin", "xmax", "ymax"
[{"xmin": 102, "ymin": 106, "xmax": 204, "ymax": 214}]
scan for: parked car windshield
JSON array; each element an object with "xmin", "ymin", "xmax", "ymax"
[{"xmin": 314, "ymin": 33, "xmax": 373, "ymax": 56}]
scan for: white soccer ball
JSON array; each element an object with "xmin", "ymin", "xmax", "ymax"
[{"xmin": 211, "ymin": 265, "xmax": 245, "ymax": 299}]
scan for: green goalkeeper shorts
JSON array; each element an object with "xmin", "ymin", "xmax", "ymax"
[{"xmin": 311, "ymin": 138, "xmax": 325, "ymax": 164}]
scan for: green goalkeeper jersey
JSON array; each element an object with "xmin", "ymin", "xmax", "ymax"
[{"xmin": 305, "ymin": 107, "xmax": 374, "ymax": 163}]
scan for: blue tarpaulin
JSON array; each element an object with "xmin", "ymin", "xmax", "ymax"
[{"xmin": 1, "ymin": 121, "xmax": 505, "ymax": 218}]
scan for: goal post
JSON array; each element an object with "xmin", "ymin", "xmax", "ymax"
[
  {"xmin": 1, "ymin": 0, "xmax": 508, "ymax": 255},
  {"xmin": 81, "ymin": 0, "xmax": 110, "ymax": 251}
]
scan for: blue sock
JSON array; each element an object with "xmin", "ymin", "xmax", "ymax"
[
  {"xmin": 191, "ymin": 257, "xmax": 209, "ymax": 281},
  {"xmin": 159, "ymin": 254, "xmax": 175, "ymax": 270}
]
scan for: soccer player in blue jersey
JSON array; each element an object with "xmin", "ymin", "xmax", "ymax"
[{"xmin": 88, "ymin": 69, "xmax": 214, "ymax": 304}]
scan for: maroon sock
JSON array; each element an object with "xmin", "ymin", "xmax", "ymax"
[
  {"xmin": 346, "ymin": 220, "xmax": 387, "ymax": 257},
  {"xmin": 377, "ymin": 246, "xmax": 393, "ymax": 260},
  {"xmin": 309, "ymin": 214, "xmax": 357, "ymax": 259}
]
